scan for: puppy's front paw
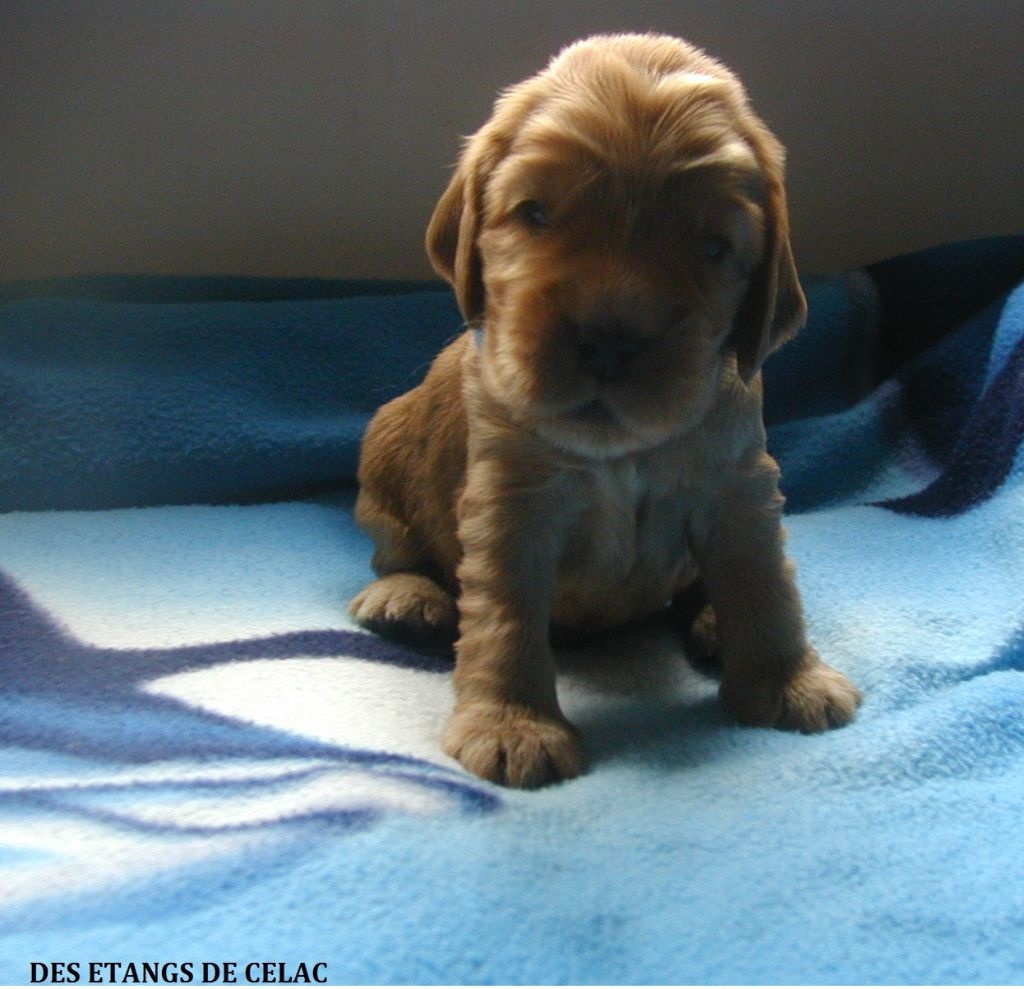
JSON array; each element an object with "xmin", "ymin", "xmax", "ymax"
[
  {"xmin": 720, "ymin": 654, "xmax": 862, "ymax": 733},
  {"xmin": 443, "ymin": 702, "xmax": 584, "ymax": 788}
]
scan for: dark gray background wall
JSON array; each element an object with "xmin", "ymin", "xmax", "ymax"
[{"xmin": 2, "ymin": 0, "xmax": 1022, "ymax": 282}]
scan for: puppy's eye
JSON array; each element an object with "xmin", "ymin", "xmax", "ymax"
[
  {"xmin": 514, "ymin": 199, "xmax": 551, "ymax": 230},
  {"xmin": 701, "ymin": 235, "xmax": 732, "ymax": 261}
]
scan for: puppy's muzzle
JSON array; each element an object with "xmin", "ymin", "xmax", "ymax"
[{"xmin": 573, "ymin": 318, "xmax": 648, "ymax": 384}]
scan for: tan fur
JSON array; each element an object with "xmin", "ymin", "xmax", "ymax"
[{"xmin": 351, "ymin": 34, "xmax": 861, "ymax": 787}]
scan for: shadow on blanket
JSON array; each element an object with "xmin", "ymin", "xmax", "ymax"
[{"xmin": 1, "ymin": 235, "xmax": 1022, "ymax": 985}]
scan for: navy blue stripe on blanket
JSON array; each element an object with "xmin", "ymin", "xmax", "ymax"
[
  {"xmin": 881, "ymin": 331, "xmax": 1024, "ymax": 517},
  {"xmin": 0, "ymin": 570, "xmax": 462, "ymax": 770},
  {"xmin": 867, "ymin": 234, "xmax": 1024, "ymax": 380}
]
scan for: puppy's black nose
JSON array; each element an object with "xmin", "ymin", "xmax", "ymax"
[{"xmin": 575, "ymin": 321, "xmax": 644, "ymax": 384}]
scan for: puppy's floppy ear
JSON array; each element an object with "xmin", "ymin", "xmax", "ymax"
[
  {"xmin": 426, "ymin": 128, "xmax": 504, "ymax": 325},
  {"xmin": 732, "ymin": 126, "xmax": 807, "ymax": 383}
]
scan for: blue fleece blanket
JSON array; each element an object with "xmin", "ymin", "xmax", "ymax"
[{"xmin": 1, "ymin": 238, "xmax": 1023, "ymax": 985}]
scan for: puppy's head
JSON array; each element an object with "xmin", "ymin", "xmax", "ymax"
[{"xmin": 427, "ymin": 33, "xmax": 806, "ymax": 456}]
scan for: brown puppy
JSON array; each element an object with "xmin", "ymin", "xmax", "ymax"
[{"xmin": 351, "ymin": 33, "xmax": 861, "ymax": 787}]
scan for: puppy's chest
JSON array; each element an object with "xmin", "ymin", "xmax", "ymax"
[{"xmin": 552, "ymin": 455, "xmax": 699, "ymax": 630}]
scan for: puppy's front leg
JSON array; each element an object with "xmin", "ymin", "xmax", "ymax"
[
  {"xmin": 694, "ymin": 451, "xmax": 861, "ymax": 732},
  {"xmin": 443, "ymin": 458, "xmax": 583, "ymax": 788}
]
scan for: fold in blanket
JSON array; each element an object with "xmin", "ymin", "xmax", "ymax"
[
  {"xmin": 1, "ymin": 236, "xmax": 1023, "ymax": 985},
  {"xmin": 2, "ymin": 236, "xmax": 1022, "ymax": 514}
]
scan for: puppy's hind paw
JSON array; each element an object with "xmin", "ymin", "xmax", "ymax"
[
  {"xmin": 443, "ymin": 701, "xmax": 585, "ymax": 789},
  {"xmin": 350, "ymin": 573, "xmax": 458, "ymax": 651},
  {"xmin": 721, "ymin": 654, "xmax": 862, "ymax": 733},
  {"xmin": 777, "ymin": 660, "xmax": 862, "ymax": 733}
]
